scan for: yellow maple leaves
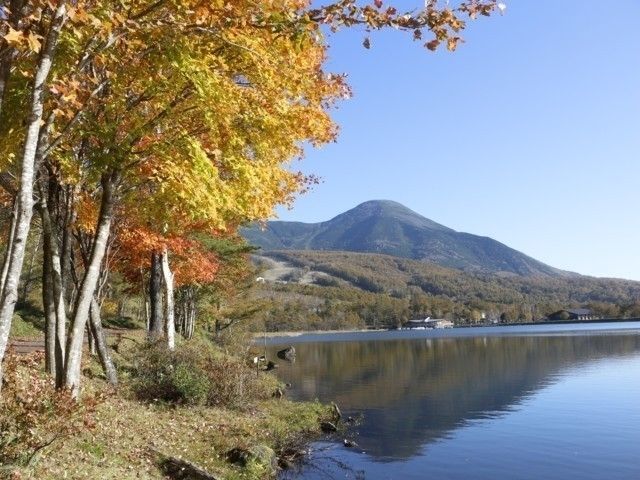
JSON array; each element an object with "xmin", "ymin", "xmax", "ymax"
[{"xmin": 2, "ymin": 27, "xmax": 42, "ymax": 52}]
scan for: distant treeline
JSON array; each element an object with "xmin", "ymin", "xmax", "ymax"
[{"xmin": 252, "ymin": 251, "xmax": 640, "ymax": 331}]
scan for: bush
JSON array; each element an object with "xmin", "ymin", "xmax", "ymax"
[
  {"xmin": 0, "ymin": 353, "xmax": 100, "ymax": 468},
  {"xmin": 133, "ymin": 340, "xmax": 276, "ymax": 409}
]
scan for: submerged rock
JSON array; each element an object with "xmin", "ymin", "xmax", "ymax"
[
  {"xmin": 343, "ymin": 439, "xmax": 358, "ymax": 448},
  {"xmin": 277, "ymin": 346, "xmax": 296, "ymax": 361},
  {"xmin": 278, "ymin": 446, "xmax": 308, "ymax": 470}
]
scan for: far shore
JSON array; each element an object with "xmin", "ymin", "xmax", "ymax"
[
  {"xmin": 254, "ymin": 318, "xmax": 640, "ymax": 340},
  {"xmin": 255, "ymin": 328, "xmax": 387, "ymax": 338}
]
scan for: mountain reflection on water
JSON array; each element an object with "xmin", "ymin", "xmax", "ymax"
[{"xmin": 267, "ymin": 328, "xmax": 640, "ymax": 468}]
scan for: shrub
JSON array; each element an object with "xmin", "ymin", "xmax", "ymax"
[
  {"xmin": 0, "ymin": 353, "xmax": 100, "ymax": 468},
  {"xmin": 133, "ymin": 340, "xmax": 275, "ymax": 409},
  {"xmin": 172, "ymin": 363, "xmax": 211, "ymax": 405}
]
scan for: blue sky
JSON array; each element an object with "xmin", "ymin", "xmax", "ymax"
[{"xmin": 276, "ymin": 1, "xmax": 640, "ymax": 280}]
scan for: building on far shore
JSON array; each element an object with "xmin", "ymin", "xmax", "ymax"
[
  {"xmin": 403, "ymin": 317, "xmax": 454, "ymax": 329},
  {"xmin": 548, "ymin": 308, "xmax": 595, "ymax": 321}
]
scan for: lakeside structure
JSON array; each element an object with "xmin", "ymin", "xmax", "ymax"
[
  {"xmin": 548, "ymin": 309, "xmax": 596, "ymax": 321},
  {"xmin": 403, "ymin": 318, "xmax": 454, "ymax": 330}
]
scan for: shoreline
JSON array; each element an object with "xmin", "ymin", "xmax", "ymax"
[
  {"xmin": 254, "ymin": 318, "xmax": 640, "ymax": 341},
  {"xmin": 255, "ymin": 328, "xmax": 387, "ymax": 338}
]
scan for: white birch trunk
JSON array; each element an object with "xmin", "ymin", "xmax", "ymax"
[
  {"xmin": 64, "ymin": 172, "xmax": 116, "ymax": 397},
  {"xmin": 161, "ymin": 248, "xmax": 175, "ymax": 350},
  {"xmin": 0, "ymin": 2, "xmax": 68, "ymax": 385}
]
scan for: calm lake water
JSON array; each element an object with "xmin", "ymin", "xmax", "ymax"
[{"xmin": 265, "ymin": 322, "xmax": 640, "ymax": 480}]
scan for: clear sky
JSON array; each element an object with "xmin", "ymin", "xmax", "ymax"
[{"xmin": 276, "ymin": 1, "xmax": 640, "ymax": 280}]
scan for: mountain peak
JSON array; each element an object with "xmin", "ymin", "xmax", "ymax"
[
  {"xmin": 328, "ymin": 200, "xmax": 454, "ymax": 233},
  {"xmin": 241, "ymin": 200, "xmax": 567, "ymax": 277}
]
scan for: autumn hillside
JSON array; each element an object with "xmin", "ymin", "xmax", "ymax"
[{"xmin": 250, "ymin": 250, "xmax": 640, "ymax": 329}]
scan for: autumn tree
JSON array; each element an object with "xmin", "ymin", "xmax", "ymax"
[{"xmin": 0, "ymin": 0, "xmax": 498, "ymax": 393}]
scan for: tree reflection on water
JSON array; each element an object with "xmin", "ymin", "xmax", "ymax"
[{"xmin": 270, "ymin": 333, "xmax": 640, "ymax": 461}]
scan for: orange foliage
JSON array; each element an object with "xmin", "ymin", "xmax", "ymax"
[{"xmin": 114, "ymin": 225, "xmax": 218, "ymax": 288}]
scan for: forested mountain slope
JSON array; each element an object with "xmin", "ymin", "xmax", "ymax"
[{"xmin": 243, "ymin": 200, "xmax": 570, "ymax": 277}]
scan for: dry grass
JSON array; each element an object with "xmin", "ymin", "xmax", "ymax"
[
  {"xmin": 3, "ymin": 336, "xmax": 331, "ymax": 480},
  {"xmin": 26, "ymin": 393, "xmax": 328, "ymax": 479}
]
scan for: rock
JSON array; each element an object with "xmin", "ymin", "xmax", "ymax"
[
  {"xmin": 226, "ymin": 448, "xmax": 251, "ymax": 466},
  {"xmin": 343, "ymin": 439, "xmax": 358, "ymax": 448},
  {"xmin": 284, "ymin": 382, "xmax": 292, "ymax": 389},
  {"xmin": 156, "ymin": 452, "xmax": 220, "ymax": 480},
  {"xmin": 277, "ymin": 447, "xmax": 307, "ymax": 469},
  {"xmin": 320, "ymin": 421, "xmax": 338, "ymax": 433},
  {"xmin": 226, "ymin": 445, "xmax": 276, "ymax": 473},
  {"xmin": 273, "ymin": 388, "xmax": 284, "ymax": 398},
  {"xmin": 278, "ymin": 457, "xmax": 295, "ymax": 470},
  {"xmin": 250, "ymin": 445, "xmax": 277, "ymax": 471},
  {"xmin": 277, "ymin": 346, "xmax": 296, "ymax": 361},
  {"xmin": 264, "ymin": 360, "xmax": 278, "ymax": 371}
]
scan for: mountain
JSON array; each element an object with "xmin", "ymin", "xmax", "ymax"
[{"xmin": 242, "ymin": 200, "xmax": 569, "ymax": 277}]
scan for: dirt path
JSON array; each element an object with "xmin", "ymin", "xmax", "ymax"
[
  {"xmin": 8, "ymin": 339, "xmax": 45, "ymax": 355},
  {"xmin": 9, "ymin": 329, "xmax": 126, "ymax": 355}
]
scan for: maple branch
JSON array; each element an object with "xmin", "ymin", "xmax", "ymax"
[
  {"xmin": 123, "ymin": 84, "xmax": 193, "ymax": 154},
  {"xmin": 129, "ymin": 0, "xmax": 166, "ymax": 21},
  {"xmin": 42, "ymin": 79, "xmax": 108, "ymax": 159},
  {"xmin": 0, "ymin": 171, "xmax": 16, "ymax": 195}
]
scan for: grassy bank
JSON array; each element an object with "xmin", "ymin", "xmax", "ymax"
[
  {"xmin": 3, "ymin": 324, "xmax": 334, "ymax": 480},
  {"xmin": 30, "ymin": 391, "xmax": 328, "ymax": 479}
]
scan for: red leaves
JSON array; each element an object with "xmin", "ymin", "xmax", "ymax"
[
  {"xmin": 113, "ymin": 226, "xmax": 219, "ymax": 288},
  {"xmin": 374, "ymin": 0, "xmax": 384, "ymax": 8}
]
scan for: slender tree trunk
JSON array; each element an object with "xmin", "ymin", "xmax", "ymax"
[
  {"xmin": 0, "ymin": 198, "xmax": 18, "ymax": 296},
  {"xmin": 60, "ymin": 186, "xmax": 75, "ymax": 310},
  {"xmin": 148, "ymin": 251, "xmax": 163, "ymax": 340},
  {"xmin": 0, "ymin": 1, "xmax": 68, "ymax": 387},
  {"xmin": 38, "ymin": 188, "xmax": 67, "ymax": 387},
  {"xmin": 183, "ymin": 287, "xmax": 196, "ymax": 340},
  {"xmin": 89, "ymin": 297, "xmax": 117, "ymax": 385},
  {"xmin": 139, "ymin": 268, "xmax": 148, "ymax": 326},
  {"xmin": 0, "ymin": 58, "xmax": 10, "ymax": 119},
  {"xmin": 189, "ymin": 306, "xmax": 195, "ymax": 339},
  {"xmin": 64, "ymin": 171, "xmax": 116, "ymax": 397},
  {"xmin": 117, "ymin": 296, "xmax": 127, "ymax": 318},
  {"xmin": 87, "ymin": 323, "xmax": 96, "ymax": 356},
  {"xmin": 160, "ymin": 248, "xmax": 175, "ymax": 350},
  {"xmin": 19, "ymin": 230, "xmax": 41, "ymax": 304},
  {"xmin": 42, "ymin": 236, "xmax": 56, "ymax": 376},
  {"xmin": 177, "ymin": 287, "xmax": 196, "ymax": 340}
]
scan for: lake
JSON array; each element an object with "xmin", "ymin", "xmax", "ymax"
[{"xmin": 264, "ymin": 322, "xmax": 640, "ymax": 480}]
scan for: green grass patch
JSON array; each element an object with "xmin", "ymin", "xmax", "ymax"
[{"xmin": 10, "ymin": 313, "xmax": 43, "ymax": 339}]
